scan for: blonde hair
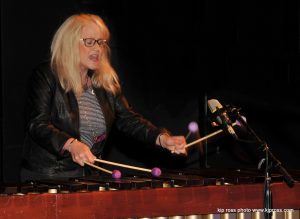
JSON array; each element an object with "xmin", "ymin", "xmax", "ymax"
[{"xmin": 51, "ymin": 14, "xmax": 120, "ymax": 95}]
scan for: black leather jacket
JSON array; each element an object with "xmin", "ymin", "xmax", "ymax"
[{"xmin": 22, "ymin": 62, "xmax": 163, "ymax": 178}]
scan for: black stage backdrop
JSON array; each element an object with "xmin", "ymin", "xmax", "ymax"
[{"xmin": 1, "ymin": 0, "xmax": 300, "ymax": 182}]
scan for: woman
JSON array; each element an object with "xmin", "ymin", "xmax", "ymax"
[{"xmin": 21, "ymin": 14, "xmax": 186, "ymax": 181}]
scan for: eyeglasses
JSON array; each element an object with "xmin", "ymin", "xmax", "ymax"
[{"xmin": 80, "ymin": 38, "xmax": 107, "ymax": 47}]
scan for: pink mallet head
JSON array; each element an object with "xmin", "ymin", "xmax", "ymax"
[
  {"xmin": 151, "ymin": 167, "xmax": 162, "ymax": 177},
  {"xmin": 112, "ymin": 170, "xmax": 122, "ymax": 179},
  {"xmin": 188, "ymin": 121, "xmax": 199, "ymax": 133}
]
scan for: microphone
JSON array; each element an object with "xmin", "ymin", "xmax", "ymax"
[{"xmin": 207, "ymin": 99, "xmax": 238, "ymax": 140}]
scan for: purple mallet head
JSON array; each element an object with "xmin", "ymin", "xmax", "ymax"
[
  {"xmin": 151, "ymin": 167, "xmax": 162, "ymax": 177},
  {"xmin": 236, "ymin": 116, "xmax": 247, "ymax": 127},
  {"xmin": 112, "ymin": 170, "xmax": 122, "ymax": 179},
  {"xmin": 188, "ymin": 121, "xmax": 199, "ymax": 133}
]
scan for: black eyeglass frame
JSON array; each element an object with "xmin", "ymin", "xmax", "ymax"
[{"xmin": 80, "ymin": 38, "xmax": 107, "ymax": 47}]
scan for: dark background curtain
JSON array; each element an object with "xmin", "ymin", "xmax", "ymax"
[{"xmin": 1, "ymin": 0, "xmax": 300, "ymax": 182}]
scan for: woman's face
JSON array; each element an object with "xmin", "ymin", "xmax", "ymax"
[{"xmin": 79, "ymin": 22, "xmax": 105, "ymax": 73}]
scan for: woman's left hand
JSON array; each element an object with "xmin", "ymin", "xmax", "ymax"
[{"xmin": 157, "ymin": 134, "xmax": 187, "ymax": 155}]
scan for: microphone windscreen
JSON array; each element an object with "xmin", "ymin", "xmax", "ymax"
[{"xmin": 207, "ymin": 99, "xmax": 223, "ymax": 113}]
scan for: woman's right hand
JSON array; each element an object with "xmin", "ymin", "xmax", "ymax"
[{"xmin": 64, "ymin": 139, "xmax": 96, "ymax": 166}]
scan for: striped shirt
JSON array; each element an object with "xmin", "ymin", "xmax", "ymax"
[{"xmin": 77, "ymin": 88, "xmax": 106, "ymax": 148}]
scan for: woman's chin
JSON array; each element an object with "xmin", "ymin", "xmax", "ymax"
[{"xmin": 88, "ymin": 64, "xmax": 99, "ymax": 71}]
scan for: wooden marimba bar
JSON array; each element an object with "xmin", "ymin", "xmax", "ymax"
[{"xmin": 0, "ymin": 170, "xmax": 300, "ymax": 219}]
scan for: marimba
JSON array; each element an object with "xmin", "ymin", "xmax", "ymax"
[{"xmin": 1, "ymin": 168, "xmax": 300, "ymax": 219}]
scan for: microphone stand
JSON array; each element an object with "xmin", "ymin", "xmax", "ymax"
[
  {"xmin": 229, "ymin": 107, "xmax": 294, "ymax": 219},
  {"xmin": 261, "ymin": 143, "xmax": 272, "ymax": 219}
]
